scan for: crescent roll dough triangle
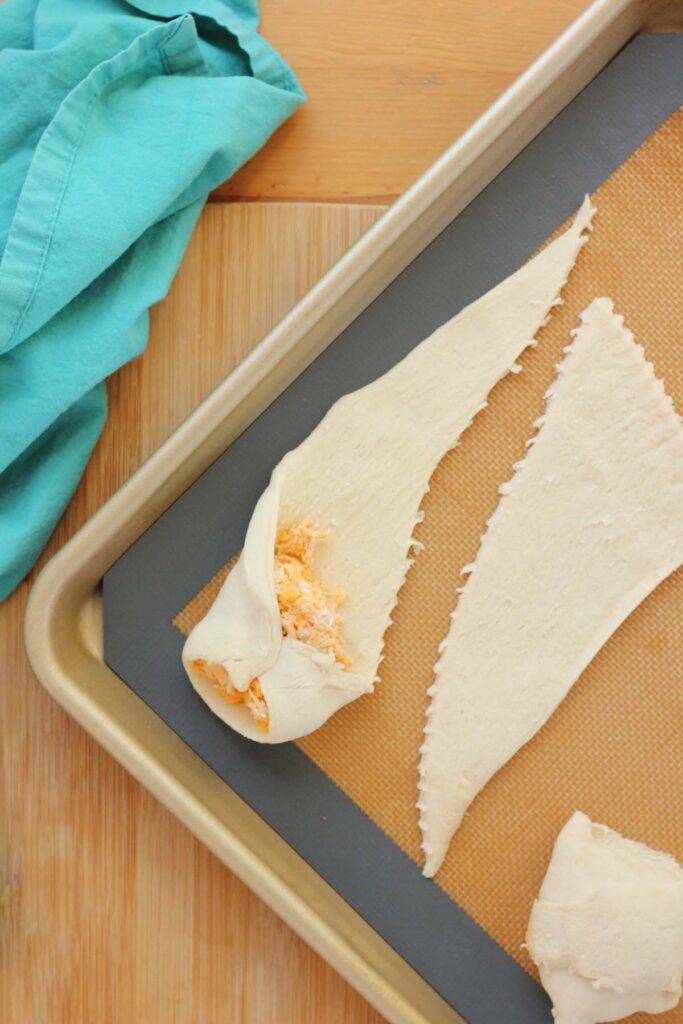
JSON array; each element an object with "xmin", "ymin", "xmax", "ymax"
[
  {"xmin": 183, "ymin": 199, "xmax": 594, "ymax": 743},
  {"xmin": 419, "ymin": 298, "xmax": 683, "ymax": 877},
  {"xmin": 527, "ymin": 811, "xmax": 683, "ymax": 1024}
]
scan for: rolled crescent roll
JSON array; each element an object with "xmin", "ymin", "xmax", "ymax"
[{"xmin": 183, "ymin": 198, "xmax": 595, "ymax": 743}]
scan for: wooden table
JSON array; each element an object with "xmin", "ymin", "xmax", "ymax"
[{"xmin": 1, "ymin": 2, "xmax": 589, "ymax": 1020}]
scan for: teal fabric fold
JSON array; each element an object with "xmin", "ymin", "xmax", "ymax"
[{"xmin": 0, "ymin": 0, "xmax": 304, "ymax": 598}]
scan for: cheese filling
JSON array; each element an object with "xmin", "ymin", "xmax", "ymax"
[
  {"xmin": 193, "ymin": 519, "xmax": 347, "ymax": 732},
  {"xmin": 191, "ymin": 658, "xmax": 269, "ymax": 730},
  {"xmin": 274, "ymin": 519, "xmax": 348, "ymax": 665}
]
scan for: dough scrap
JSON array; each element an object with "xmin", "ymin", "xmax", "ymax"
[
  {"xmin": 183, "ymin": 199, "xmax": 595, "ymax": 743},
  {"xmin": 419, "ymin": 298, "xmax": 683, "ymax": 876},
  {"xmin": 527, "ymin": 811, "xmax": 683, "ymax": 1024}
]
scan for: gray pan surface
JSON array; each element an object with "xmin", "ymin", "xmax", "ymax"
[{"xmin": 104, "ymin": 33, "xmax": 683, "ymax": 1024}]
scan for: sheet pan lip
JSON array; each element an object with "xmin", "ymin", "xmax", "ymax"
[{"xmin": 23, "ymin": 3, "xmax": 676, "ymax": 1024}]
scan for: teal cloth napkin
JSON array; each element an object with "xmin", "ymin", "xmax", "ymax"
[{"xmin": 0, "ymin": 0, "xmax": 303, "ymax": 599}]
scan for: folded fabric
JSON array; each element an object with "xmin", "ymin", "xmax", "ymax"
[{"xmin": 0, "ymin": 0, "xmax": 304, "ymax": 599}]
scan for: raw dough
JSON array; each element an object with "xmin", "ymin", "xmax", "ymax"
[
  {"xmin": 183, "ymin": 199, "xmax": 595, "ymax": 743},
  {"xmin": 419, "ymin": 298, "xmax": 683, "ymax": 876},
  {"xmin": 527, "ymin": 811, "xmax": 683, "ymax": 1024}
]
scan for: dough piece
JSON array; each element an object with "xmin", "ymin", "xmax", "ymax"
[
  {"xmin": 419, "ymin": 298, "xmax": 683, "ymax": 876},
  {"xmin": 527, "ymin": 811, "xmax": 683, "ymax": 1024},
  {"xmin": 183, "ymin": 199, "xmax": 595, "ymax": 743}
]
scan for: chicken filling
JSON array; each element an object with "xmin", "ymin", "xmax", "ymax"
[{"xmin": 193, "ymin": 519, "xmax": 347, "ymax": 733}]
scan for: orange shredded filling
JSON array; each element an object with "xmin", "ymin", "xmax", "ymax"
[
  {"xmin": 192, "ymin": 659, "xmax": 269, "ymax": 732},
  {"xmin": 193, "ymin": 519, "xmax": 347, "ymax": 734},
  {"xmin": 274, "ymin": 519, "xmax": 348, "ymax": 667}
]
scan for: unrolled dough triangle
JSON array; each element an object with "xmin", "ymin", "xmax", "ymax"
[{"xmin": 419, "ymin": 298, "xmax": 683, "ymax": 877}]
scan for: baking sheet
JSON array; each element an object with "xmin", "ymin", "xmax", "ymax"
[{"xmin": 104, "ymin": 33, "xmax": 683, "ymax": 1024}]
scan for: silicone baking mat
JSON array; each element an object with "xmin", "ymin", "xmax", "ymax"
[{"xmin": 105, "ymin": 33, "xmax": 683, "ymax": 1024}]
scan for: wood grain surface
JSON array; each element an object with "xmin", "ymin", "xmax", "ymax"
[
  {"xmin": 218, "ymin": 0, "xmax": 589, "ymax": 202},
  {"xmin": 1, "ymin": 2, "xmax": 592, "ymax": 1021}
]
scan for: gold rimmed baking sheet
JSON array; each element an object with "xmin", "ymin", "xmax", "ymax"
[{"xmin": 175, "ymin": 107, "xmax": 683, "ymax": 1020}]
